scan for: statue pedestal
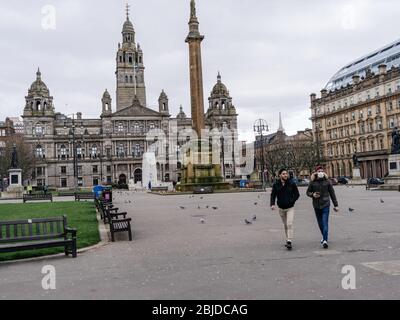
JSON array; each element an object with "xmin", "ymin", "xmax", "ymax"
[
  {"xmin": 351, "ymin": 167, "xmax": 366, "ymax": 185},
  {"xmin": 177, "ymin": 139, "xmax": 231, "ymax": 192},
  {"xmin": 382, "ymin": 154, "xmax": 400, "ymax": 189},
  {"xmin": 3, "ymin": 169, "xmax": 24, "ymax": 198}
]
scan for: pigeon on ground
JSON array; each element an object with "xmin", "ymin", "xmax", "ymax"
[
  {"xmin": 200, "ymin": 197, "xmax": 204, "ymax": 200},
  {"xmin": 200, "ymin": 219, "xmax": 205, "ymax": 224},
  {"xmin": 349, "ymin": 208, "xmax": 355, "ymax": 212},
  {"xmin": 252, "ymin": 215, "xmax": 257, "ymax": 221},
  {"xmin": 254, "ymin": 202, "xmax": 258, "ymax": 206},
  {"xmin": 380, "ymin": 199, "xmax": 385, "ymax": 203},
  {"xmin": 245, "ymin": 219, "xmax": 252, "ymax": 225},
  {"xmin": 212, "ymin": 207, "xmax": 218, "ymax": 210},
  {"xmin": 180, "ymin": 206, "xmax": 186, "ymax": 210},
  {"xmin": 198, "ymin": 205, "xmax": 201, "ymax": 210},
  {"xmin": 206, "ymin": 205, "xmax": 209, "ymax": 209}
]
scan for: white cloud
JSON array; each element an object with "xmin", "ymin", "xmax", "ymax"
[{"xmin": 1, "ymin": 0, "xmax": 400, "ymax": 139}]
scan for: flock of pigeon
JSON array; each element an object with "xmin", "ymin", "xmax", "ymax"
[{"xmin": 180, "ymin": 194, "xmax": 263, "ymax": 225}]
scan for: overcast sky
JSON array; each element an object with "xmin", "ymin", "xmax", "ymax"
[{"xmin": 1, "ymin": 0, "xmax": 400, "ymax": 142}]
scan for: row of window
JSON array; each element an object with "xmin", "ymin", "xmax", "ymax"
[
  {"xmin": 327, "ymin": 137, "xmax": 385, "ymax": 156},
  {"xmin": 115, "ymin": 122, "xmax": 157, "ymax": 134},
  {"xmin": 327, "ymin": 117, "xmax": 399, "ymax": 139},
  {"xmin": 325, "ymin": 100, "xmax": 400, "ymax": 125},
  {"xmin": 59, "ymin": 165, "xmax": 112, "ymax": 175},
  {"xmin": 321, "ymin": 82, "xmax": 400, "ymax": 113},
  {"xmin": 60, "ymin": 176, "xmax": 112, "ymax": 188}
]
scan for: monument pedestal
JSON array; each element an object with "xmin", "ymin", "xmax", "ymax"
[
  {"xmin": 2, "ymin": 168, "xmax": 24, "ymax": 198},
  {"xmin": 177, "ymin": 139, "xmax": 230, "ymax": 192},
  {"xmin": 351, "ymin": 167, "xmax": 366, "ymax": 184},
  {"xmin": 381, "ymin": 154, "xmax": 400, "ymax": 190}
]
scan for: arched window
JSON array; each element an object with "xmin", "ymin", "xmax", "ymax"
[
  {"xmin": 76, "ymin": 144, "xmax": 82, "ymax": 158},
  {"xmin": 36, "ymin": 145, "xmax": 43, "ymax": 158},
  {"xmin": 149, "ymin": 123, "xmax": 155, "ymax": 130},
  {"xmin": 130, "ymin": 76, "xmax": 133, "ymax": 83},
  {"xmin": 125, "ymin": 75, "xmax": 129, "ymax": 83},
  {"xmin": 133, "ymin": 123, "xmax": 140, "ymax": 134},
  {"xmin": 36, "ymin": 101, "xmax": 41, "ymax": 111},
  {"xmin": 118, "ymin": 122, "xmax": 124, "ymax": 133},
  {"xmin": 60, "ymin": 145, "xmax": 67, "ymax": 158},
  {"xmin": 91, "ymin": 145, "xmax": 98, "ymax": 158},
  {"xmin": 117, "ymin": 144, "xmax": 125, "ymax": 157},
  {"xmin": 35, "ymin": 124, "xmax": 44, "ymax": 136},
  {"xmin": 133, "ymin": 144, "xmax": 142, "ymax": 158}
]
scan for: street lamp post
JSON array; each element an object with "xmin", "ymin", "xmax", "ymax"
[
  {"xmin": 220, "ymin": 136, "xmax": 225, "ymax": 179},
  {"xmin": 314, "ymin": 108, "xmax": 322, "ymax": 165},
  {"xmin": 254, "ymin": 119, "xmax": 269, "ymax": 188},
  {"xmin": 65, "ymin": 113, "xmax": 78, "ymax": 191}
]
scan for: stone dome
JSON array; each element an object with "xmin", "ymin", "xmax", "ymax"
[
  {"xmin": 211, "ymin": 72, "xmax": 229, "ymax": 96},
  {"xmin": 28, "ymin": 69, "xmax": 50, "ymax": 96},
  {"xmin": 123, "ymin": 18, "xmax": 135, "ymax": 33}
]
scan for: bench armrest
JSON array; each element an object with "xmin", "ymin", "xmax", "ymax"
[
  {"xmin": 66, "ymin": 227, "xmax": 77, "ymax": 238},
  {"xmin": 110, "ymin": 212, "xmax": 128, "ymax": 219},
  {"xmin": 110, "ymin": 217, "xmax": 131, "ymax": 224},
  {"xmin": 108, "ymin": 207, "xmax": 119, "ymax": 212}
]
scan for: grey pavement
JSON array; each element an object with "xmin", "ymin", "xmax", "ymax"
[{"xmin": 0, "ymin": 186, "xmax": 400, "ymax": 300}]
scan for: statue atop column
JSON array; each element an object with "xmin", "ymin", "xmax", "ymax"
[{"xmin": 391, "ymin": 127, "xmax": 400, "ymax": 154}]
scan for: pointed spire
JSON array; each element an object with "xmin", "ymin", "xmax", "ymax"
[
  {"xmin": 217, "ymin": 71, "xmax": 221, "ymax": 82},
  {"xmin": 180, "ymin": 105, "xmax": 183, "ymax": 112},
  {"xmin": 36, "ymin": 68, "xmax": 41, "ymax": 80},
  {"xmin": 278, "ymin": 112, "xmax": 284, "ymax": 132},
  {"xmin": 126, "ymin": 3, "xmax": 130, "ymax": 21}
]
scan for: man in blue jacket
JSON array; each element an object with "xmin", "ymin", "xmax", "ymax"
[{"xmin": 270, "ymin": 168, "xmax": 300, "ymax": 250}]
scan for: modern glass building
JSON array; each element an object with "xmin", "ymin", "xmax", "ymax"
[{"xmin": 326, "ymin": 39, "xmax": 400, "ymax": 91}]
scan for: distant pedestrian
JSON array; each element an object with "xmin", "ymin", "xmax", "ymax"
[
  {"xmin": 306, "ymin": 166, "xmax": 339, "ymax": 249},
  {"xmin": 27, "ymin": 184, "xmax": 33, "ymax": 195},
  {"xmin": 148, "ymin": 181, "xmax": 152, "ymax": 190},
  {"xmin": 270, "ymin": 168, "xmax": 300, "ymax": 250}
]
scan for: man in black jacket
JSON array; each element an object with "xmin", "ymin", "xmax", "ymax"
[
  {"xmin": 270, "ymin": 169, "xmax": 300, "ymax": 250},
  {"xmin": 306, "ymin": 166, "xmax": 339, "ymax": 249}
]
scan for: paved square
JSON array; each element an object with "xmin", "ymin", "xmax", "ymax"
[{"xmin": 0, "ymin": 186, "xmax": 400, "ymax": 300}]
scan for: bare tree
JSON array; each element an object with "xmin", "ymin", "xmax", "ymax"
[{"xmin": 0, "ymin": 135, "xmax": 36, "ymax": 185}]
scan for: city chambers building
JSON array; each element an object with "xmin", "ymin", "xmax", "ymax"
[
  {"xmin": 22, "ymin": 10, "xmax": 238, "ymax": 189},
  {"xmin": 310, "ymin": 38, "xmax": 400, "ymax": 179}
]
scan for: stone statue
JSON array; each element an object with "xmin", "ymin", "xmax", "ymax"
[
  {"xmin": 391, "ymin": 127, "xmax": 400, "ymax": 154},
  {"xmin": 10, "ymin": 144, "xmax": 18, "ymax": 169},
  {"xmin": 352, "ymin": 154, "xmax": 359, "ymax": 167},
  {"xmin": 190, "ymin": 0, "xmax": 196, "ymax": 18}
]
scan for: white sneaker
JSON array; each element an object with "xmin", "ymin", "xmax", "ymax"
[{"xmin": 322, "ymin": 241, "xmax": 329, "ymax": 249}]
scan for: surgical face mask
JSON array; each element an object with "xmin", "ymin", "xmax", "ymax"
[{"xmin": 317, "ymin": 172, "xmax": 325, "ymax": 179}]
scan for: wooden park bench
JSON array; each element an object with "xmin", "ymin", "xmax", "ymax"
[
  {"xmin": 74, "ymin": 192, "xmax": 94, "ymax": 202},
  {"xmin": 23, "ymin": 193, "xmax": 53, "ymax": 203},
  {"xmin": 94, "ymin": 199, "xmax": 133, "ymax": 242},
  {"xmin": 105, "ymin": 208, "xmax": 132, "ymax": 242},
  {"xmin": 0, "ymin": 216, "xmax": 77, "ymax": 258}
]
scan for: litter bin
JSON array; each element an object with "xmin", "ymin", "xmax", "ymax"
[
  {"xmin": 102, "ymin": 187, "xmax": 113, "ymax": 203},
  {"xmin": 93, "ymin": 185, "xmax": 105, "ymax": 200}
]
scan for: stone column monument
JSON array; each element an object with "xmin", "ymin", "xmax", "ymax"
[{"xmin": 178, "ymin": 0, "xmax": 229, "ymax": 192}]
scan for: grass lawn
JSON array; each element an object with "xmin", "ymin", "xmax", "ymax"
[{"xmin": 0, "ymin": 201, "xmax": 100, "ymax": 262}]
